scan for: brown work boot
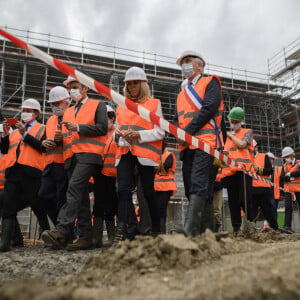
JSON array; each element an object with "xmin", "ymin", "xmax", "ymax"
[
  {"xmin": 41, "ymin": 230, "xmax": 67, "ymax": 250},
  {"xmin": 66, "ymin": 238, "xmax": 94, "ymax": 251}
]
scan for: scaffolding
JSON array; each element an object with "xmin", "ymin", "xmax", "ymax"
[
  {"xmin": 0, "ymin": 26, "xmax": 288, "ymax": 155},
  {"xmin": 268, "ymin": 36, "xmax": 300, "ymax": 157}
]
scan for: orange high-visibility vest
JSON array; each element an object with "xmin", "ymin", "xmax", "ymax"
[
  {"xmin": 116, "ymin": 98, "xmax": 163, "ymax": 163},
  {"xmin": 4, "ymin": 123, "xmax": 45, "ymax": 171},
  {"xmin": 154, "ymin": 150, "xmax": 177, "ymax": 195},
  {"xmin": 44, "ymin": 115, "xmax": 64, "ymax": 166},
  {"xmin": 252, "ymin": 153, "xmax": 271, "ymax": 188},
  {"xmin": 101, "ymin": 130, "xmax": 117, "ymax": 177},
  {"xmin": 221, "ymin": 128, "xmax": 254, "ymax": 178},
  {"xmin": 177, "ymin": 75, "xmax": 224, "ymax": 152},
  {"xmin": 273, "ymin": 166, "xmax": 283, "ymax": 200},
  {"xmin": 0, "ymin": 155, "xmax": 8, "ymax": 190},
  {"xmin": 284, "ymin": 160, "xmax": 300, "ymax": 192},
  {"xmin": 62, "ymin": 99, "xmax": 106, "ymax": 160}
]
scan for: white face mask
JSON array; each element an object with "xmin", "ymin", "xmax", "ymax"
[
  {"xmin": 108, "ymin": 118, "xmax": 114, "ymax": 130},
  {"xmin": 230, "ymin": 122, "xmax": 242, "ymax": 131},
  {"xmin": 52, "ymin": 106, "xmax": 64, "ymax": 116},
  {"xmin": 285, "ymin": 158, "xmax": 292, "ymax": 164},
  {"xmin": 182, "ymin": 63, "xmax": 194, "ymax": 79},
  {"xmin": 21, "ymin": 112, "xmax": 34, "ymax": 123},
  {"xmin": 70, "ymin": 89, "xmax": 82, "ymax": 102}
]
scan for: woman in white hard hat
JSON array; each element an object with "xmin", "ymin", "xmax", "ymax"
[
  {"xmin": 113, "ymin": 66, "xmax": 165, "ymax": 242},
  {"xmin": 280, "ymin": 146, "xmax": 300, "ymax": 232},
  {"xmin": 38, "ymin": 86, "xmax": 70, "ymax": 228},
  {"xmin": 0, "ymin": 99, "xmax": 49, "ymax": 252}
]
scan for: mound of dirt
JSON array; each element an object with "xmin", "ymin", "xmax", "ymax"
[{"xmin": 1, "ymin": 230, "xmax": 300, "ymax": 300}]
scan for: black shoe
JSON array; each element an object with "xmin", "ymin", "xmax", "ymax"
[{"xmin": 278, "ymin": 227, "xmax": 293, "ymax": 234}]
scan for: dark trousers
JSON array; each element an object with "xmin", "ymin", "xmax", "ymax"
[
  {"xmin": 252, "ymin": 189, "xmax": 278, "ymax": 229},
  {"xmin": 182, "ymin": 148, "xmax": 216, "ymax": 199},
  {"xmin": 224, "ymin": 171, "xmax": 254, "ymax": 232},
  {"xmin": 117, "ymin": 152, "xmax": 160, "ymax": 232},
  {"xmin": 2, "ymin": 164, "xmax": 46, "ymax": 220},
  {"xmin": 156, "ymin": 191, "xmax": 172, "ymax": 219},
  {"xmin": 38, "ymin": 163, "xmax": 68, "ymax": 225},
  {"xmin": 93, "ymin": 173, "xmax": 117, "ymax": 221},
  {"xmin": 284, "ymin": 192, "xmax": 300, "ymax": 228},
  {"xmin": 56, "ymin": 159, "xmax": 98, "ymax": 239}
]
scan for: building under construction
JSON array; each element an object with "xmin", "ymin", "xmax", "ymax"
[{"xmin": 0, "ymin": 27, "xmax": 299, "ymax": 234}]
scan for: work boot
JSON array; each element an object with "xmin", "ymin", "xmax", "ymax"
[
  {"xmin": 41, "ymin": 230, "xmax": 67, "ymax": 250},
  {"xmin": 160, "ymin": 217, "xmax": 167, "ymax": 234},
  {"xmin": 92, "ymin": 217, "xmax": 103, "ymax": 248},
  {"xmin": 105, "ymin": 220, "xmax": 115, "ymax": 245},
  {"xmin": 11, "ymin": 217, "xmax": 24, "ymax": 248},
  {"xmin": 66, "ymin": 238, "xmax": 93, "ymax": 251},
  {"xmin": 200, "ymin": 200, "xmax": 215, "ymax": 234},
  {"xmin": 183, "ymin": 194, "xmax": 206, "ymax": 237},
  {"xmin": 0, "ymin": 217, "xmax": 15, "ymax": 252}
]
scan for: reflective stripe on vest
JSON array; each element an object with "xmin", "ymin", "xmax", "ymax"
[
  {"xmin": 252, "ymin": 153, "xmax": 271, "ymax": 188},
  {"xmin": 5, "ymin": 123, "xmax": 45, "ymax": 171},
  {"xmin": 154, "ymin": 151, "xmax": 177, "ymax": 194},
  {"xmin": 274, "ymin": 166, "xmax": 282, "ymax": 200},
  {"xmin": 101, "ymin": 131, "xmax": 117, "ymax": 177},
  {"xmin": 284, "ymin": 160, "xmax": 300, "ymax": 192},
  {"xmin": 177, "ymin": 75, "xmax": 224, "ymax": 152},
  {"xmin": 116, "ymin": 98, "xmax": 163, "ymax": 163},
  {"xmin": 62, "ymin": 99, "xmax": 106, "ymax": 157},
  {"xmin": 221, "ymin": 128, "xmax": 254, "ymax": 178},
  {"xmin": 44, "ymin": 115, "xmax": 64, "ymax": 166}
]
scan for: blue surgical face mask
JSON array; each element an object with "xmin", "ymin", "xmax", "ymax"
[{"xmin": 182, "ymin": 63, "xmax": 194, "ymax": 78}]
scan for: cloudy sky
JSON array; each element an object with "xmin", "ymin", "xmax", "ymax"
[{"xmin": 1, "ymin": 0, "xmax": 299, "ymax": 74}]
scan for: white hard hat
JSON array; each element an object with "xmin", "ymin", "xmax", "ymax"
[
  {"xmin": 124, "ymin": 67, "xmax": 148, "ymax": 82},
  {"xmin": 48, "ymin": 86, "xmax": 70, "ymax": 103},
  {"xmin": 266, "ymin": 152, "xmax": 275, "ymax": 159},
  {"xmin": 106, "ymin": 104, "xmax": 115, "ymax": 112},
  {"xmin": 63, "ymin": 75, "xmax": 78, "ymax": 87},
  {"xmin": 282, "ymin": 146, "xmax": 294, "ymax": 158},
  {"xmin": 253, "ymin": 139, "xmax": 258, "ymax": 147},
  {"xmin": 176, "ymin": 50, "xmax": 206, "ymax": 67},
  {"xmin": 22, "ymin": 98, "xmax": 41, "ymax": 113}
]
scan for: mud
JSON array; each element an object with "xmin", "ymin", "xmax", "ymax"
[{"xmin": 1, "ymin": 228, "xmax": 300, "ymax": 300}]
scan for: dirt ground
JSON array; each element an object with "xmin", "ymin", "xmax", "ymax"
[{"xmin": 1, "ymin": 224, "xmax": 300, "ymax": 300}]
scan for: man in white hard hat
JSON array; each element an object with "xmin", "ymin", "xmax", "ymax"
[
  {"xmin": 0, "ymin": 99, "xmax": 50, "ymax": 252},
  {"xmin": 38, "ymin": 86, "xmax": 70, "ymax": 231},
  {"xmin": 175, "ymin": 50, "xmax": 224, "ymax": 236},
  {"xmin": 42, "ymin": 76, "xmax": 108, "ymax": 251},
  {"xmin": 280, "ymin": 146, "xmax": 300, "ymax": 232}
]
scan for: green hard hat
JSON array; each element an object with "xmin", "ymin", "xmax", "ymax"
[{"xmin": 228, "ymin": 107, "xmax": 245, "ymax": 121}]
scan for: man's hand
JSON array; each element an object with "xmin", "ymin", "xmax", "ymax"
[
  {"xmin": 15, "ymin": 121, "xmax": 25, "ymax": 136},
  {"xmin": 54, "ymin": 129, "xmax": 63, "ymax": 143},
  {"xmin": 42, "ymin": 139, "xmax": 57, "ymax": 151},
  {"xmin": 62, "ymin": 121, "xmax": 77, "ymax": 132},
  {"xmin": 123, "ymin": 129, "xmax": 140, "ymax": 140},
  {"xmin": 176, "ymin": 137, "xmax": 188, "ymax": 147},
  {"xmin": 2, "ymin": 120, "xmax": 11, "ymax": 136}
]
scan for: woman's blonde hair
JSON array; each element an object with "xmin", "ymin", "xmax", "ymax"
[{"xmin": 123, "ymin": 81, "xmax": 151, "ymax": 102}]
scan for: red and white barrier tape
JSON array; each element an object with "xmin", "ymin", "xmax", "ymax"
[{"xmin": 0, "ymin": 28, "xmax": 287, "ymax": 192}]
